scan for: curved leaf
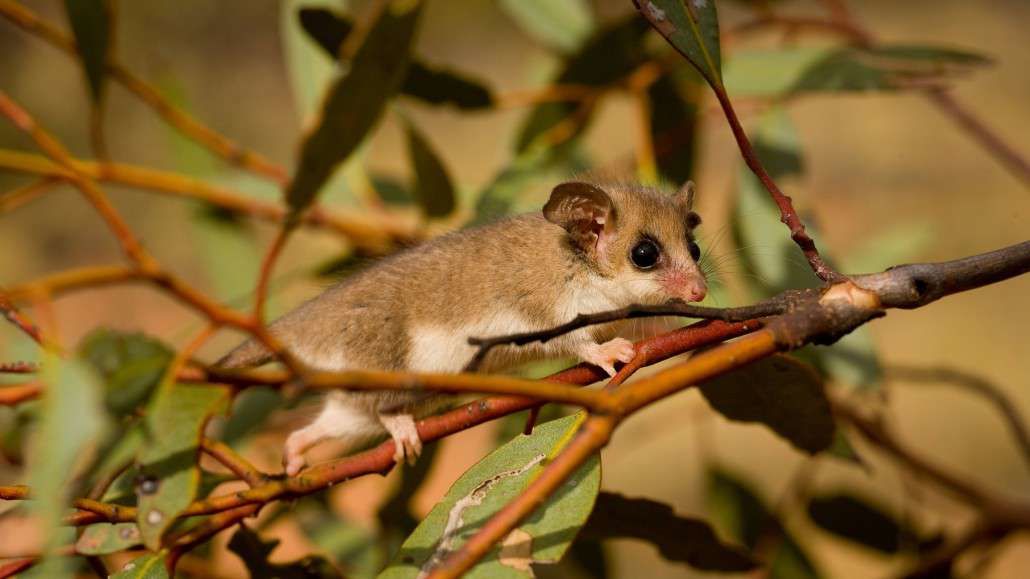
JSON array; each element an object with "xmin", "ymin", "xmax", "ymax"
[
  {"xmin": 514, "ymin": 16, "xmax": 650, "ymax": 154},
  {"xmin": 807, "ymin": 493, "xmax": 921, "ymax": 554},
  {"xmin": 27, "ymin": 354, "xmax": 107, "ymax": 576},
  {"xmin": 136, "ymin": 383, "xmax": 229, "ymax": 549},
  {"xmin": 498, "ymin": 0, "xmax": 594, "ymax": 54},
  {"xmin": 78, "ymin": 329, "xmax": 173, "ymax": 416},
  {"xmin": 633, "ymin": 0, "xmax": 723, "ymax": 85},
  {"xmin": 109, "ymin": 552, "xmax": 169, "ymax": 579},
  {"xmin": 229, "ymin": 524, "xmax": 343, "ymax": 578},
  {"xmin": 63, "ymin": 0, "xmax": 112, "ymax": 103},
  {"xmin": 380, "ymin": 413, "xmax": 601, "ymax": 578},
  {"xmin": 699, "ymin": 354, "xmax": 835, "ymax": 454},
  {"xmin": 286, "ymin": 0, "xmax": 423, "ymax": 217},
  {"xmin": 580, "ymin": 492, "xmax": 756, "ymax": 571},
  {"xmin": 403, "ymin": 117, "xmax": 457, "ymax": 218}
]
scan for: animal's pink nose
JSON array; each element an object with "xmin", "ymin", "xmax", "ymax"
[{"xmin": 683, "ymin": 280, "xmax": 707, "ymax": 302}]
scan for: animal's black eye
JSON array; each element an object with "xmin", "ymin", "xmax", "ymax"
[
  {"xmin": 630, "ymin": 239, "xmax": 660, "ymax": 269},
  {"xmin": 688, "ymin": 240, "xmax": 701, "ymax": 262}
]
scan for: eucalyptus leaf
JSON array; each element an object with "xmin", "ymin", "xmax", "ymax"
[
  {"xmin": 403, "ymin": 117, "xmax": 457, "ymax": 218},
  {"xmin": 136, "ymin": 383, "xmax": 229, "ymax": 549},
  {"xmin": 707, "ymin": 469, "xmax": 822, "ymax": 579},
  {"xmin": 380, "ymin": 413, "xmax": 601, "ymax": 578},
  {"xmin": 700, "ymin": 354, "xmax": 836, "ymax": 454},
  {"xmin": 63, "ymin": 0, "xmax": 112, "ymax": 103},
  {"xmin": 648, "ymin": 72, "xmax": 700, "ymax": 185},
  {"xmin": 78, "ymin": 329, "xmax": 173, "ymax": 416},
  {"xmin": 26, "ymin": 354, "xmax": 107, "ymax": 577},
  {"xmin": 514, "ymin": 16, "xmax": 650, "ymax": 154},
  {"xmin": 808, "ymin": 493, "xmax": 925, "ymax": 554},
  {"xmin": 76, "ymin": 522, "xmax": 142, "ymax": 555},
  {"xmin": 498, "ymin": 0, "xmax": 594, "ymax": 54},
  {"xmin": 287, "ymin": 0, "xmax": 423, "ymax": 217},
  {"xmin": 579, "ymin": 492, "xmax": 756, "ymax": 571},
  {"xmin": 634, "ymin": 0, "xmax": 723, "ymax": 85},
  {"xmin": 109, "ymin": 552, "xmax": 169, "ymax": 579},
  {"xmin": 229, "ymin": 523, "xmax": 344, "ymax": 578},
  {"xmin": 281, "ymin": 0, "xmax": 343, "ymax": 123}
]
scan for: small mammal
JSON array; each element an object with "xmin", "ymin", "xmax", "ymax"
[{"xmin": 218, "ymin": 180, "xmax": 707, "ymax": 475}]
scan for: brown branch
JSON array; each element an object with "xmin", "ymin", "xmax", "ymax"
[
  {"xmin": 0, "ymin": 361, "xmax": 38, "ymax": 374},
  {"xmin": 0, "ymin": 289, "xmax": 42, "ymax": 345},
  {"xmin": 465, "ymin": 299, "xmax": 790, "ymax": 371},
  {"xmin": 199, "ymin": 438, "xmax": 266, "ymax": 488},
  {"xmin": 0, "ymin": 149, "xmax": 416, "ymax": 253},
  {"xmin": 0, "ymin": 382, "xmax": 41, "ymax": 405},
  {"xmin": 0, "ymin": 91, "xmax": 152, "ymax": 268},
  {"xmin": 253, "ymin": 227, "xmax": 291, "ymax": 324},
  {"xmin": 0, "ymin": 0, "xmax": 288, "ymax": 184},
  {"xmin": 888, "ymin": 365, "xmax": 1030, "ymax": 472},
  {"xmin": 0, "ymin": 176, "xmax": 58, "ymax": 212}
]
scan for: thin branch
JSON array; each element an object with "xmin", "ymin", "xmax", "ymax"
[
  {"xmin": 0, "ymin": 176, "xmax": 58, "ymax": 212},
  {"xmin": 0, "ymin": 289, "xmax": 42, "ymax": 345},
  {"xmin": 0, "ymin": 149, "xmax": 416, "ymax": 253},
  {"xmin": 0, "ymin": 361, "xmax": 38, "ymax": 373},
  {"xmin": 253, "ymin": 227, "xmax": 291, "ymax": 324},
  {"xmin": 0, "ymin": 382, "xmax": 41, "ymax": 405},
  {"xmin": 0, "ymin": 0, "xmax": 288, "ymax": 184},
  {"xmin": 199, "ymin": 438, "xmax": 266, "ymax": 488},
  {"xmin": 888, "ymin": 365, "xmax": 1030, "ymax": 472},
  {"xmin": 0, "ymin": 91, "xmax": 152, "ymax": 268},
  {"xmin": 465, "ymin": 299, "xmax": 790, "ymax": 371}
]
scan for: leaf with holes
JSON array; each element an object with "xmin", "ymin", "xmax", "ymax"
[
  {"xmin": 498, "ymin": 0, "xmax": 594, "ymax": 54},
  {"xmin": 109, "ymin": 552, "xmax": 169, "ymax": 579},
  {"xmin": 76, "ymin": 522, "xmax": 142, "ymax": 555},
  {"xmin": 78, "ymin": 329, "xmax": 173, "ymax": 416},
  {"xmin": 634, "ymin": 0, "xmax": 723, "ymax": 85},
  {"xmin": 580, "ymin": 492, "xmax": 756, "ymax": 571},
  {"xmin": 136, "ymin": 383, "xmax": 229, "ymax": 549},
  {"xmin": 286, "ymin": 0, "xmax": 423, "ymax": 217},
  {"xmin": 699, "ymin": 354, "xmax": 835, "ymax": 454},
  {"xmin": 380, "ymin": 413, "xmax": 601, "ymax": 578},
  {"xmin": 63, "ymin": 0, "xmax": 112, "ymax": 103},
  {"xmin": 403, "ymin": 117, "xmax": 457, "ymax": 218}
]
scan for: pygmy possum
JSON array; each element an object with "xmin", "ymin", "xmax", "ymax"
[{"xmin": 218, "ymin": 180, "xmax": 708, "ymax": 475}]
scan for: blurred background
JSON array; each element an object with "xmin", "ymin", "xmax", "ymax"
[{"xmin": 1, "ymin": 0, "xmax": 1029, "ymax": 577}]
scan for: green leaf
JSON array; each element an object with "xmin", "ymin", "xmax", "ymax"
[
  {"xmin": 473, "ymin": 147, "xmax": 554, "ymax": 224},
  {"xmin": 807, "ymin": 493, "xmax": 919, "ymax": 554},
  {"xmin": 108, "ymin": 552, "xmax": 169, "ymax": 579},
  {"xmin": 63, "ymin": 0, "xmax": 112, "ymax": 102},
  {"xmin": 281, "ymin": 0, "xmax": 343, "ymax": 123},
  {"xmin": 26, "ymin": 354, "xmax": 108, "ymax": 576},
  {"xmin": 724, "ymin": 45, "xmax": 989, "ymax": 98},
  {"xmin": 402, "ymin": 117, "xmax": 457, "ymax": 218},
  {"xmin": 840, "ymin": 222, "xmax": 935, "ymax": 274},
  {"xmin": 229, "ymin": 523, "xmax": 344, "ymax": 578},
  {"xmin": 136, "ymin": 383, "xmax": 229, "ymax": 549},
  {"xmin": 401, "ymin": 62, "xmax": 494, "ymax": 110},
  {"xmin": 579, "ymin": 492, "xmax": 756, "ymax": 571},
  {"xmin": 222, "ymin": 387, "xmax": 284, "ymax": 444},
  {"xmin": 76, "ymin": 522, "xmax": 142, "ymax": 555},
  {"xmin": 380, "ymin": 413, "xmax": 601, "ymax": 578},
  {"xmin": 700, "ymin": 354, "xmax": 836, "ymax": 454},
  {"xmin": 514, "ymin": 16, "xmax": 650, "ymax": 154},
  {"xmin": 707, "ymin": 469, "xmax": 822, "ymax": 579},
  {"xmin": 78, "ymin": 329, "xmax": 173, "ymax": 416},
  {"xmin": 286, "ymin": 0, "xmax": 423, "ymax": 218},
  {"xmin": 792, "ymin": 45, "xmax": 990, "ymax": 93},
  {"xmin": 648, "ymin": 72, "xmax": 700, "ymax": 185},
  {"xmin": 634, "ymin": 0, "xmax": 723, "ymax": 85},
  {"xmin": 498, "ymin": 0, "xmax": 594, "ymax": 54},
  {"xmin": 299, "ymin": 8, "xmax": 494, "ymax": 110}
]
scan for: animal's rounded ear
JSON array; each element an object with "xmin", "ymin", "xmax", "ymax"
[
  {"xmin": 673, "ymin": 180, "xmax": 696, "ymax": 211},
  {"xmin": 543, "ymin": 182, "xmax": 614, "ymax": 253}
]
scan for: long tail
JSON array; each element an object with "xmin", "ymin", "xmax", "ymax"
[{"xmin": 215, "ymin": 338, "xmax": 274, "ymax": 369}]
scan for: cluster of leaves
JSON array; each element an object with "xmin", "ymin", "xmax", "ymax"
[{"xmin": 0, "ymin": 0, "xmax": 996, "ymax": 578}]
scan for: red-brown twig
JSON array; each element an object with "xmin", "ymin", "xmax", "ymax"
[
  {"xmin": 0, "ymin": 361, "xmax": 39, "ymax": 374},
  {"xmin": 0, "ymin": 290, "xmax": 43, "ymax": 345},
  {"xmin": 0, "ymin": 382, "xmax": 41, "ymax": 405}
]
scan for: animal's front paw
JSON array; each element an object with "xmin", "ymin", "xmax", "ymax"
[
  {"xmin": 579, "ymin": 337, "xmax": 636, "ymax": 376},
  {"xmin": 379, "ymin": 413, "xmax": 422, "ymax": 466},
  {"xmin": 283, "ymin": 431, "xmax": 310, "ymax": 476}
]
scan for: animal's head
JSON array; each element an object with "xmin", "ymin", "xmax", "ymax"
[{"xmin": 544, "ymin": 180, "xmax": 707, "ymax": 305}]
